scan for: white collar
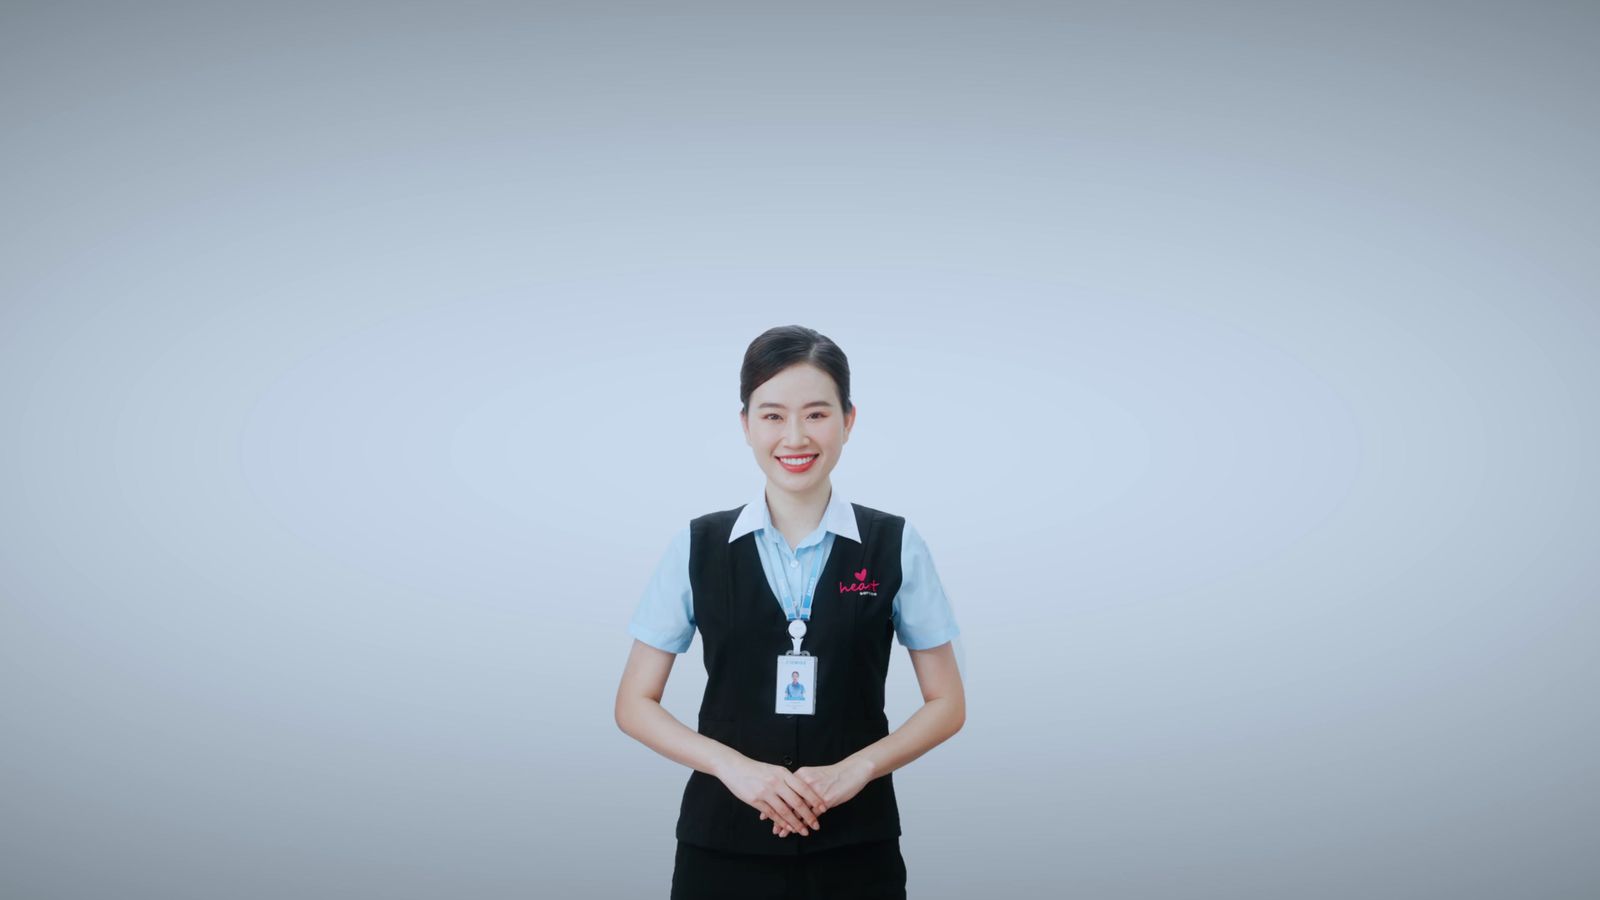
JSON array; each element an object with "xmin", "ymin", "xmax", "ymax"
[{"xmin": 728, "ymin": 485, "xmax": 860, "ymax": 544}]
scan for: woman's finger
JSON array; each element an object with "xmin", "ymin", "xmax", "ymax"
[
  {"xmin": 756, "ymin": 796, "xmax": 802, "ymax": 836},
  {"xmin": 753, "ymin": 800, "xmax": 792, "ymax": 836},
  {"xmin": 763, "ymin": 788, "xmax": 808, "ymax": 835},
  {"xmin": 774, "ymin": 783, "xmax": 818, "ymax": 832},
  {"xmin": 785, "ymin": 772, "xmax": 827, "ymax": 815}
]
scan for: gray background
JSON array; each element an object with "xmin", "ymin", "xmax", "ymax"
[{"xmin": 2, "ymin": 2, "xmax": 1596, "ymax": 898}]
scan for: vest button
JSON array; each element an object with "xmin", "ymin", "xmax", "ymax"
[{"xmin": 782, "ymin": 755, "xmax": 794, "ymax": 767}]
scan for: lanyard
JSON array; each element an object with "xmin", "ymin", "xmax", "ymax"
[
  {"xmin": 761, "ymin": 530, "xmax": 827, "ymax": 623},
  {"xmin": 759, "ymin": 531, "xmax": 831, "ymax": 655}
]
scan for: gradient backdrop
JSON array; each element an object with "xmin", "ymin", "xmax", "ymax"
[{"xmin": 2, "ymin": 3, "xmax": 1596, "ymax": 898}]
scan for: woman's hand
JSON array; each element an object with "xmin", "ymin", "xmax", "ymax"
[
  {"xmin": 761, "ymin": 759, "xmax": 874, "ymax": 837},
  {"xmin": 717, "ymin": 756, "xmax": 826, "ymax": 837}
]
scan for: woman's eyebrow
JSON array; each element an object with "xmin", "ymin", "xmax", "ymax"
[{"xmin": 757, "ymin": 400, "xmax": 833, "ymax": 410}]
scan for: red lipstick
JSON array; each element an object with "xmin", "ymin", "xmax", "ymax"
[{"xmin": 777, "ymin": 453, "xmax": 818, "ymax": 473}]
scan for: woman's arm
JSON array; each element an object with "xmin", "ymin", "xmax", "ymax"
[
  {"xmin": 774, "ymin": 640, "xmax": 965, "ymax": 835},
  {"xmin": 614, "ymin": 639, "xmax": 826, "ymax": 836},
  {"xmin": 840, "ymin": 640, "xmax": 966, "ymax": 777},
  {"xmin": 614, "ymin": 638, "xmax": 740, "ymax": 777},
  {"xmin": 854, "ymin": 639, "xmax": 966, "ymax": 774}
]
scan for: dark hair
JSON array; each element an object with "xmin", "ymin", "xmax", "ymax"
[{"xmin": 739, "ymin": 325, "xmax": 853, "ymax": 416}]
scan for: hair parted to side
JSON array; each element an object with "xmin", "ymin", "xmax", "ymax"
[{"xmin": 739, "ymin": 325, "xmax": 853, "ymax": 417}]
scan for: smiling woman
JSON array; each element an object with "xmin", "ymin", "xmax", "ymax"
[
  {"xmin": 614, "ymin": 325, "xmax": 966, "ymax": 900},
  {"xmin": 746, "ymin": 364, "xmax": 848, "ymax": 495}
]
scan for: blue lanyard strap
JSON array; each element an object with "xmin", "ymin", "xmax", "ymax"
[{"xmin": 759, "ymin": 531, "xmax": 829, "ymax": 622}]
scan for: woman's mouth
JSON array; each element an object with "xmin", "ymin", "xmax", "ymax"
[{"xmin": 776, "ymin": 453, "xmax": 819, "ymax": 473}]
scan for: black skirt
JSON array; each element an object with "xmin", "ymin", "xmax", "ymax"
[{"xmin": 670, "ymin": 837, "xmax": 907, "ymax": 900}]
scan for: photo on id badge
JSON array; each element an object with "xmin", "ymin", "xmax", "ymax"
[{"xmin": 775, "ymin": 654, "xmax": 817, "ymax": 715}]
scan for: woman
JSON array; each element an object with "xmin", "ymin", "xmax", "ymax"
[{"xmin": 614, "ymin": 325, "xmax": 966, "ymax": 900}]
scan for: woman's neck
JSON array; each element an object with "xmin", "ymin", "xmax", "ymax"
[{"xmin": 764, "ymin": 481, "xmax": 831, "ymax": 546}]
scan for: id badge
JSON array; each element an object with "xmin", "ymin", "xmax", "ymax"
[{"xmin": 775, "ymin": 654, "xmax": 817, "ymax": 715}]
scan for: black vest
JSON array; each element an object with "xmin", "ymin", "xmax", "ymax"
[{"xmin": 675, "ymin": 501, "xmax": 906, "ymax": 855}]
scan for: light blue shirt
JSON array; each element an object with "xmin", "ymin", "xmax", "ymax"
[{"xmin": 628, "ymin": 488, "xmax": 961, "ymax": 654}]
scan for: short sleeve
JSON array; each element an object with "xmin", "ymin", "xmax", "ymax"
[
  {"xmin": 893, "ymin": 521, "xmax": 961, "ymax": 650},
  {"xmin": 627, "ymin": 525, "xmax": 696, "ymax": 653}
]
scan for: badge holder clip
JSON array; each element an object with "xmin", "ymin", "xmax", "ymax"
[{"xmin": 787, "ymin": 619, "xmax": 809, "ymax": 656}]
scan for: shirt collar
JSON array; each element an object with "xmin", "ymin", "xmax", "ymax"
[{"xmin": 728, "ymin": 486, "xmax": 860, "ymax": 545}]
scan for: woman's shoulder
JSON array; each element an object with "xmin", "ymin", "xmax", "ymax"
[
  {"xmin": 681, "ymin": 503, "xmax": 751, "ymax": 546},
  {"xmin": 687, "ymin": 502, "xmax": 748, "ymax": 527},
  {"xmin": 840, "ymin": 502, "xmax": 915, "ymax": 552},
  {"xmin": 844, "ymin": 500, "xmax": 908, "ymax": 526},
  {"xmin": 848, "ymin": 504, "xmax": 942, "ymax": 556}
]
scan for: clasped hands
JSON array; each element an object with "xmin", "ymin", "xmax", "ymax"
[{"xmin": 718, "ymin": 756, "xmax": 874, "ymax": 838}]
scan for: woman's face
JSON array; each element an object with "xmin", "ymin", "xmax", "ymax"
[{"xmin": 742, "ymin": 363, "xmax": 854, "ymax": 494}]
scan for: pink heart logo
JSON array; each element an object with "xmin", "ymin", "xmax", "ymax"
[{"xmin": 854, "ymin": 568, "xmax": 868, "ymax": 582}]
